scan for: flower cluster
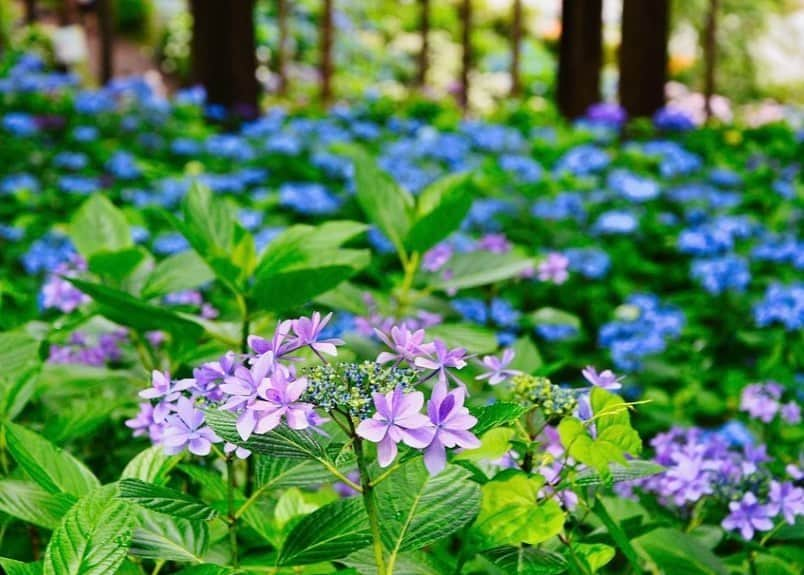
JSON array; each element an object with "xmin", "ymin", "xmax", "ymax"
[
  {"xmin": 127, "ymin": 313, "xmax": 480, "ymax": 475},
  {"xmin": 740, "ymin": 382, "xmax": 801, "ymax": 424},
  {"xmin": 512, "ymin": 374, "xmax": 578, "ymax": 418},
  {"xmin": 48, "ymin": 330, "xmax": 127, "ymax": 366}
]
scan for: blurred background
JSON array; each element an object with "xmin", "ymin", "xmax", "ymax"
[{"xmin": 0, "ymin": 0, "xmax": 803, "ymax": 123}]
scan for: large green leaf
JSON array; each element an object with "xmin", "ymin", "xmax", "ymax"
[
  {"xmin": 205, "ymin": 409, "xmax": 329, "ymax": 461},
  {"xmin": 574, "ymin": 461, "xmax": 664, "ymax": 486},
  {"xmin": 88, "ymin": 247, "xmax": 150, "ymax": 284},
  {"xmin": 0, "ymin": 480, "xmax": 76, "ymax": 529},
  {"xmin": 129, "ymin": 510, "xmax": 209, "ymax": 563},
  {"xmin": 404, "ymin": 173, "xmax": 474, "ymax": 253},
  {"xmin": 253, "ymin": 455, "xmax": 333, "ymax": 490},
  {"xmin": 0, "ymin": 332, "xmax": 41, "ymax": 420},
  {"xmin": 483, "ymin": 546, "xmax": 568, "ymax": 575},
  {"xmin": 344, "ymin": 548, "xmax": 447, "ymax": 575},
  {"xmin": 376, "ymin": 460, "xmax": 481, "ymax": 560},
  {"xmin": 473, "ymin": 473, "xmax": 565, "ymax": 549},
  {"xmin": 429, "ymin": 250, "xmax": 534, "ymax": 291},
  {"xmin": 4, "ymin": 421, "xmax": 99, "ymax": 497},
  {"xmin": 426, "ymin": 323, "xmax": 499, "ymax": 354},
  {"xmin": 509, "ymin": 336, "xmax": 543, "ymax": 373},
  {"xmin": 43, "ymin": 486, "xmax": 135, "ymax": 575},
  {"xmin": 120, "ymin": 446, "xmax": 180, "ymax": 485},
  {"xmin": 67, "ymin": 278, "xmax": 203, "ymax": 339},
  {"xmin": 350, "ymin": 149, "xmax": 414, "ymax": 257},
  {"xmin": 141, "ymin": 250, "xmax": 215, "ymax": 299},
  {"xmin": 470, "ymin": 402, "xmax": 528, "ymax": 436},
  {"xmin": 70, "ymin": 195, "xmax": 132, "ymax": 258},
  {"xmin": 279, "ymin": 496, "xmax": 372, "ymax": 566},
  {"xmin": 118, "ymin": 479, "xmax": 218, "ymax": 521},
  {"xmin": 634, "ymin": 528, "xmax": 729, "ymax": 575},
  {"xmin": 0, "ymin": 558, "xmax": 43, "ymax": 575}
]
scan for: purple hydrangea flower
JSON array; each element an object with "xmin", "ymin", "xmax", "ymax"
[
  {"xmin": 780, "ymin": 401, "xmax": 801, "ymax": 424},
  {"xmin": 581, "ymin": 366, "xmax": 624, "ymax": 390},
  {"xmin": 375, "ymin": 326, "xmax": 436, "ymax": 365},
  {"xmin": 476, "ymin": 233, "xmax": 511, "ymax": 254},
  {"xmin": 291, "ymin": 312, "xmax": 343, "ymax": 357},
  {"xmin": 768, "ymin": 481, "xmax": 804, "ymax": 525},
  {"xmin": 224, "ymin": 441, "xmax": 252, "ymax": 460},
  {"xmin": 722, "ymin": 492, "xmax": 775, "ymax": 540},
  {"xmin": 537, "ymin": 252, "xmax": 569, "ymax": 284},
  {"xmin": 219, "ymin": 352, "xmax": 275, "ymax": 440},
  {"xmin": 252, "ymin": 370, "xmax": 314, "ymax": 434},
  {"xmin": 161, "ymin": 397, "xmax": 222, "ymax": 456},
  {"xmin": 740, "ymin": 382, "xmax": 782, "ymax": 423},
  {"xmin": 356, "ymin": 387, "xmax": 434, "ymax": 467},
  {"xmin": 139, "ymin": 371, "xmax": 195, "ymax": 423},
  {"xmin": 414, "ymin": 339, "xmax": 467, "ymax": 384},
  {"xmin": 476, "ymin": 349, "xmax": 520, "ymax": 386},
  {"xmin": 125, "ymin": 402, "xmax": 163, "ymax": 442},
  {"xmin": 423, "ymin": 383, "xmax": 479, "ymax": 475},
  {"xmin": 423, "ymin": 243, "xmax": 453, "ymax": 272}
]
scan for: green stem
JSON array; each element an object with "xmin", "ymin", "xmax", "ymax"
[
  {"xmin": 151, "ymin": 560, "xmax": 165, "ymax": 575},
  {"xmin": 759, "ymin": 520, "xmax": 786, "ymax": 546},
  {"xmin": 353, "ymin": 433, "xmax": 387, "ymax": 573},
  {"xmin": 397, "ymin": 251, "xmax": 420, "ymax": 315},
  {"xmin": 226, "ymin": 457, "xmax": 239, "ymax": 568}
]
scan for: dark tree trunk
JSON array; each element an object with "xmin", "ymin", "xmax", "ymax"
[
  {"xmin": 277, "ymin": 0, "xmax": 289, "ymax": 95},
  {"xmin": 416, "ymin": 0, "xmax": 430, "ymax": 88},
  {"xmin": 703, "ymin": 0, "xmax": 719, "ymax": 120},
  {"xmin": 510, "ymin": 0, "xmax": 523, "ymax": 97},
  {"xmin": 190, "ymin": 0, "xmax": 259, "ymax": 118},
  {"xmin": 556, "ymin": 0, "xmax": 602, "ymax": 119},
  {"xmin": 319, "ymin": 0, "xmax": 334, "ymax": 105},
  {"xmin": 59, "ymin": 0, "xmax": 79, "ymax": 25},
  {"xmin": 458, "ymin": 0, "xmax": 472, "ymax": 111},
  {"xmin": 619, "ymin": 0, "xmax": 670, "ymax": 118},
  {"xmin": 25, "ymin": 0, "xmax": 38, "ymax": 24},
  {"xmin": 97, "ymin": 0, "xmax": 114, "ymax": 84}
]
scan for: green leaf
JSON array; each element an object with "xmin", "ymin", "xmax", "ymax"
[
  {"xmin": 473, "ymin": 473, "xmax": 565, "ymax": 548},
  {"xmin": 0, "ymin": 558, "xmax": 43, "ymax": 575},
  {"xmin": 572, "ymin": 543, "xmax": 615, "ymax": 573},
  {"xmin": 279, "ymin": 496, "xmax": 372, "ymax": 566},
  {"xmin": 70, "ymin": 196, "xmax": 132, "ymax": 258},
  {"xmin": 574, "ymin": 461, "xmax": 664, "ymax": 486},
  {"xmin": 274, "ymin": 487, "xmax": 319, "ymax": 529},
  {"xmin": 426, "ymin": 323, "xmax": 499, "ymax": 355},
  {"xmin": 455, "ymin": 427, "xmax": 515, "ymax": 463},
  {"xmin": 253, "ymin": 455, "xmax": 333, "ymax": 490},
  {"xmin": 88, "ymin": 247, "xmax": 150, "ymax": 283},
  {"xmin": 405, "ymin": 173, "xmax": 474, "ymax": 253},
  {"xmin": 634, "ymin": 528, "xmax": 728, "ymax": 575},
  {"xmin": 43, "ymin": 485, "xmax": 135, "ymax": 575},
  {"xmin": 66, "ymin": 278, "xmax": 203, "ymax": 339},
  {"xmin": 0, "ymin": 480, "xmax": 76, "ymax": 529},
  {"xmin": 509, "ymin": 337, "xmax": 543, "ymax": 373},
  {"xmin": 344, "ymin": 548, "xmax": 447, "ymax": 574},
  {"xmin": 4, "ymin": 421, "xmax": 99, "ymax": 497},
  {"xmin": 141, "ymin": 250, "xmax": 215, "ymax": 299},
  {"xmin": 530, "ymin": 307, "xmax": 582, "ymax": 330},
  {"xmin": 0, "ymin": 332, "xmax": 41, "ymax": 420},
  {"xmin": 350, "ymin": 149, "xmax": 414, "ymax": 257},
  {"xmin": 119, "ymin": 479, "xmax": 218, "ymax": 521},
  {"xmin": 377, "ymin": 460, "xmax": 481, "ymax": 559},
  {"xmin": 471, "ymin": 402, "xmax": 528, "ymax": 436},
  {"xmin": 129, "ymin": 510, "xmax": 208, "ymax": 563},
  {"xmin": 120, "ymin": 446, "xmax": 180, "ymax": 485},
  {"xmin": 175, "ymin": 566, "xmax": 234, "ymax": 575},
  {"xmin": 483, "ymin": 546, "xmax": 568, "ymax": 574},
  {"xmin": 204, "ymin": 409, "xmax": 329, "ymax": 461},
  {"xmin": 430, "ymin": 250, "xmax": 533, "ymax": 291}
]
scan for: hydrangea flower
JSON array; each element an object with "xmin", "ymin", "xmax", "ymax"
[
  {"xmin": 538, "ymin": 252, "xmax": 570, "ymax": 284},
  {"xmin": 722, "ymin": 492, "xmax": 775, "ymax": 540},
  {"xmin": 140, "ymin": 371, "xmax": 195, "ymax": 423},
  {"xmin": 356, "ymin": 387, "xmax": 434, "ymax": 467},
  {"xmin": 581, "ymin": 366, "xmax": 624, "ymax": 390},
  {"xmin": 375, "ymin": 326, "xmax": 436, "ymax": 365},
  {"xmin": 476, "ymin": 349, "xmax": 519, "ymax": 386},
  {"xmin": 161, "ymin": 397, "xmax": 222, "ymax": 456},
  {"xmin": 423, "ymin": 384, "xmax": 479, "ymax": 474}
]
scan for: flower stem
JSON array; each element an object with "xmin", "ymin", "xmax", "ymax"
[
  {"xmin": 353, "ymin": 433, "xmax": 387, "ymax": 573},
  {"xmin": 226, "ymin": 456, "xmax": 239, "ymax": 568}
]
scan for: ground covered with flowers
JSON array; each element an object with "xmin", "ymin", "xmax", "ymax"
[{"xmin": 0, "ymin": 53, "xmax": 802, "ymax": 574}]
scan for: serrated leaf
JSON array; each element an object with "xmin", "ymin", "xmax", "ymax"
[
  {"xmin": 279, "ymin": 496, "xmax": 372, "ymax": 565},
  {"xmin": 43, "ymin": 485, "xmax": 135, "ymax": 575},
  {"xmin": 70, "ymin": 195, "xmax": 132, "ymax": 258},
  {"xmin": 377, "ymin": 460, "xmax": 481, "ymax": 560},
  {"xmin": 253, "ymin": 455, "xmax": 333, "ymax": 489},
  {"xmin": 471, "ymin": 402, "xmax": 528, "ymax": 436},
  {"xmin": 141, "ymin": 250, "xmax": 215, "ymax": 299},
  {"xmin": 119, "ymin": 479, "xmax": 218, "ymax": 521},
  {"xmin": 129, "ymin": 510, "xmax": 209, "ymax": 563},
  {"xmin": 4, "ymin": 421, "xmax": 99, "ymax": 497},
  {"xmin": 430, "ymin": 250, "xmax": 533, "ymax": 291},
  {"xmin": 405, "ymin": 173, "xmax": 474, "ymax": 253},
  {"xmin": 204, "ymin": 409, "xmax": 329, "ymax": 461},
  {"xmin": 574, "ymin": 461, "xmax": 664, "ymax": 486},
  {"xmin": 344, "ymin": 548, "xmax": 446, "ymax": 574},
  {"xmin": 120, "ymin": 446, "xmax": 180, "ymax": 485},
  {"xmin": 634, "ymin": 528, "xmax": 728, "ymax": 575},
  {"xmin": 483, "ymin": 546, "xmax": 568, "ymax": 574},
  {"xmin": 0, "ymin": 558, "xmax": 43, "ymax": 575},
  {"xmin": 0, "ymin": 480, "xmax": 76, "ymax": 529}
]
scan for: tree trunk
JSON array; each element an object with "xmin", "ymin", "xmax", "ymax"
[
  {"xmin": 277, "ymin": 0, "xmax": 289, "ymax": 95},
  {"xmin": 458, "ymin": 0, "xmax": 472, "ymax": 111},
  {"xmin": 97, "ymin": 0, "xmax": 114, "ymax": 85},
  {"xmin": 190, "ymin": 0, "xmax": 259, "ymax": 118},
  {"xmin": 703, "ymin": 0, "xmax": 718, "ymax": 121},
  {"xmin": 556, "ymin": 0, "xmax": 602, "ymax": 119},
  {"xmin": 59, "ymin": 0, "xmax": 79, "ymax": 25},
  {"xmin": 619, "ymin": 0, "xmax": 670, "ymax": 118},
  {"xmin": 319, "ymin": 0, "xmax": 334, "ymax": 105},
  {"xmin": 416, "ymin": 0, "xmax": 430, "ymax": 88},
  {"xmin": 510, "ymin": 0, "xmax": 523, "ymax": 97},
  {"xmin": 25, "ymin": 0, "xmax": 37, "ymax": 24}
]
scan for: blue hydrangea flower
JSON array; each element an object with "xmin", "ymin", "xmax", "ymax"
[
  {"xmin": 565, "ymin": 247, "xmax": 611, "ymax": 279},
  {"xmin": 754, "ymin": 283, "xmax": 804, "ymax": 331},
  {"xmin": 691, "ymin": 255, "xmax": 751, "ymax": 294},
  {"xmin": 279, "ymin": 182, "xmax": 341, "ymax": 215},
  {"xmin": 593, "ymin": 210, "xmax": 639, "ymax": 235}
]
